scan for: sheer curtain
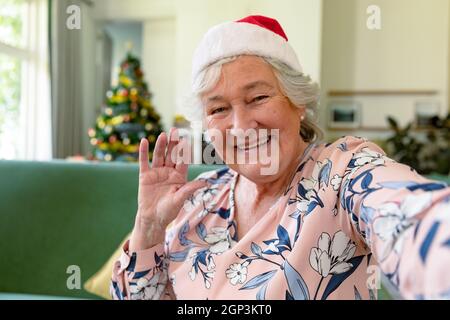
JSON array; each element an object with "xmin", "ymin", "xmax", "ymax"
[
  {"xmin": 20, "ymin": 0, "xmax": 52, "ymax": 160},
  {"xmin": 0, "ymin": 0, "xmax": 52, "ymax": 160}
]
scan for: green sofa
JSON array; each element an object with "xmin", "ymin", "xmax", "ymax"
[
  {"xmin": 0, "ymin": 160, "xmax": 448, "ymax": 300},
  {"xmin": 0, "ymin": 160, "xmax": 220, "ymax": 299}
]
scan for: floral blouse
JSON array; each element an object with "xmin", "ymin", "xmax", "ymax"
[{"xmin": 111, "ymin": 136, "xmax": 450, "ymax": 300}]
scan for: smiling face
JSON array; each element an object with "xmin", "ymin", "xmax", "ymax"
[{"xmin": 201, "ymin": 55, "xmax": 307, "ymax": 182}]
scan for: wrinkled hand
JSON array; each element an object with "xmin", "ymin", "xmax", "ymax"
[{"xmin": 130, "ymin": 128, "xmax": 206, "ymax": 251}]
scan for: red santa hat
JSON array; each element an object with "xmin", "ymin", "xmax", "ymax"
[{"xmin": 192, "ymin": 15, "xmax": 303, "ymax": 85}]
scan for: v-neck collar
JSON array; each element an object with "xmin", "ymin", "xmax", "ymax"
[{"xmin": 226, "ymin": 142, "xmax": 316, "ymax": 242}]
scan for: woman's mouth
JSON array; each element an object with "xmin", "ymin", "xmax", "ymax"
[{"xmin": 236, "ymin": 135, "xmax": 272, "ymax": 152}]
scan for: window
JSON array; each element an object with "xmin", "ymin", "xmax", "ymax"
[
  {"xmin": 0, "ymin": 52, "xmax": 22, "ymax": 158},
  {"xmin": 0, "ymin": 0, "xmax": 27, "ymax": 48},
  {"xmin": 0, "ymin": 0, "xmax": 51, "ymax": 160}
]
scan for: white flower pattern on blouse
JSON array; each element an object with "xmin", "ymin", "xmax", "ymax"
[
  {"xmin": 309, "ymin": 231, "xmax": 356, "ymax": 277},
  {"xmin": 226, "ymin": 261, "xmax": 250, "ymax": 285},
  {"xmin": 373, "ymin": 193, "xmax": 432, "ymax": 260},
  {"xmin": 129, "ymin": 271, "xmax": 167, "ymax": 300},
  {"xmin": 204, "ymin": 227, "xmax": 235, "ymax": 254}
]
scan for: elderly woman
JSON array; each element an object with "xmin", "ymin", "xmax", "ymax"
[{"xmin": 111, "ymin": 15, "xmax": 450, "ymax": 300}]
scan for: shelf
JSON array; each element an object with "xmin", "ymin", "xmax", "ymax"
[
  {"xmin": 328, "ymin": 127, "xmax": 389, "ymax": 132},
  {"xmin": 328, "ymin": 90, "xmax": 438, "ymax": 97},
  {"xmin": 327, "ymin": 126, "xmax": 442, "ymax": 132}
]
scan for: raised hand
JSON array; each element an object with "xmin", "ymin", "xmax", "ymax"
[{"xmin": 129, "ymin": 128, "xmax": 206, "ymax": 251}]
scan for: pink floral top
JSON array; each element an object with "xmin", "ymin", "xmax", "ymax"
[{"xmin": 111, "ymin": 136, "xmax": 450, "ymax": 300}]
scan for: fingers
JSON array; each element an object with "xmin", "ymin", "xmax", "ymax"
[
  {"xmin": 173, "ymin": 180, "xmax": 207, "ymax": 206},
  {"xmin": 139, "ymin": 138, "xmax": 150, "ymax": 173},
  {"xmin": 165, "ymin": 128, "xmax": 179, "ymax": 168},
  {"xmin": 151, "ymin": 128, "xmax": 187, "ymax": 169},
  {"xmin": 151, "ymin": 132, "xmax": 167, "ymax": 168}
]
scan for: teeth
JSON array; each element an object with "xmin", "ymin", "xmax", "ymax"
[{"xmin": 237, "ymin": 136, "xmax": 270, "ymax": 150}]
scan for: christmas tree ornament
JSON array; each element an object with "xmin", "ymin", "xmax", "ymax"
[
  {"xmin": 105, "ymin": 108, "xmax": 113, "ymax": 116},
  {"xmin": 148, "ymin": 135, "xmax": 156, "ymax": 143},
  {"xmin": 111, "ymin": 115, "xmax": 124, "ymax": 126},
  {"xmin": 140, "ymin": 109, "xmax": 148, "ymax": 117},
  {"xmin": 119, "ymin": 88, "xmax": 128, "ymax": 97},
  {"xmin": 104, "ymin": 125, "xmax": 113, "ymax": 134},
  {"xmin": 99, "ymin": 142, "xmax": 109, "ymax": 150},
  {"xmin": 109, "ymin": 135, "xmax": 117, "ymax": 144},
  {"xmin": 120, "ymin": 75, "xmax": 132, "ymax": 87},
  {"xmin": 88, "ymin": 128, "xmax": 96, "ymax": 137},
  {"xmin": 97, "ymin": 120, "xmax": 105, "ymax": 129}
]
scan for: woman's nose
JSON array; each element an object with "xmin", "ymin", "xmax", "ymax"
[{"xmin": 229, "ymin": 107, "xmax": 258, "ymax": 135}]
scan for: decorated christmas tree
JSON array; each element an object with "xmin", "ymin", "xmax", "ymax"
[{"xmin": 88, "ymin": 52, "xmax": 164, "ymax": 162}]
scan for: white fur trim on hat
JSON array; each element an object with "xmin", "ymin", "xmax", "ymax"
[{"xmin": 191, "ymin": 21, "xmax": 303, "ymax": 86}]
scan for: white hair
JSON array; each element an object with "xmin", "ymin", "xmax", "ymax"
[{"xmin": 184, "ymin": 55, "xmax": 322, "ymax": 143}]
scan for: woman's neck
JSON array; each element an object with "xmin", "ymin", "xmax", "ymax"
[
  {"xmin": 233, "ymin": 140, "xmax": 309, "ymax": 241},
  {"xmin": 236, "ymin": 139, "xmax": 310, "ymax": 207}
]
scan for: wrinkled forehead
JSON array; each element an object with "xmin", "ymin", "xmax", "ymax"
[{"xmin": 200, "ymin": 56, "xmax": 279, "ymax": 100}]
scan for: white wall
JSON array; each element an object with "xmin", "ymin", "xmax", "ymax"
[
  {"xmin": 104, "ymin": 22, "xmax": 143, "ymax": 86},
  {"xmin": 321, "ymin": 0, "xmax": 449, "ymax": 140},
  {"xmin": 92, "ymin": 0, "xmax": 175, "ymax": 20},
  {"xmin": 172, "ymin": 0, "xmax": 249, "ymax": 118},
  {"xmin": 448, "ymin": 1, "xmax": 450, "ymax": 113},
  {"xmin": 246, "ymin": 0, "xmax": 323, "ymax": 82},
  {"xmin": 323, "ymin": 0, "xmax": 448, "ymax": 91},
  {"xmin": 142, "ymin": 18, "xmax": 176, "ymax": 131}
]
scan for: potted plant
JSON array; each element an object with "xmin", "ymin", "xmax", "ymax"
[{"xmin": 385, "ymin": 113, "xmax": 450, "ymax": 175}]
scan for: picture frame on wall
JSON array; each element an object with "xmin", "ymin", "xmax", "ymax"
[
  {"xmin": 415, "ymin": 100, "xmax": 441, "ymax": 127},
  {"xmin": 328, "ymin": 101, "xmax": 362, "ymax": 129}
]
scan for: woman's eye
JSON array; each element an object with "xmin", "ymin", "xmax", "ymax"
[
  {"xmin": 252, "ymin": 95, "xmax": 269, "ymax": 103},
  {"xmin": 211, "ymin": 107, "xmax": 226, "ymax": 115}
]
